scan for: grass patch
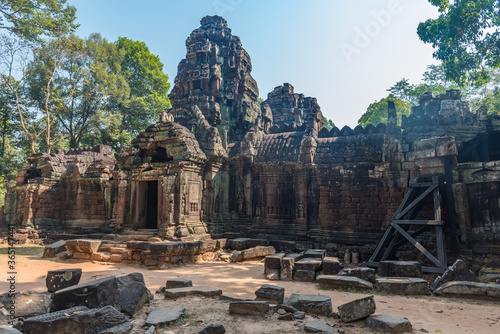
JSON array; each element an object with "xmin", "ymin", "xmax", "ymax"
[{"xmin": 0, "ymin": 245, "xmax": 44, "ymax": 255}]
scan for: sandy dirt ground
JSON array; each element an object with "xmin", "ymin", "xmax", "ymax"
[{"xmin": 1, "ymin": 249, "xmax": 500, "ymax": 334}]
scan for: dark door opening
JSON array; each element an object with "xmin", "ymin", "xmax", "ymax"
[{"xmin": 146, "ymin": 181, "xmax": 158, "ymax": 229}]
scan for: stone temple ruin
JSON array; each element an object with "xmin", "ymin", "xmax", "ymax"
[{"xmin": 2, "ymin": 15, "xmax": 500, "ymax": 271}]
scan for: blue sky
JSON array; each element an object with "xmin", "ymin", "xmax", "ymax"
[{"xmin": 69, "ymin": 0, "xmax": 440, "ymax": 127}]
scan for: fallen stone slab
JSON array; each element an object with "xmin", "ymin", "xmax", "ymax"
[
  {"xmin": 197, "ymin": 323, "xmax": 226, "ymax": 334},
  {"xmin": 294, "ymin": 269, "xmax": 316, "ymax": 282},
  {"xmin": 286, "ymin": 293, "xmax": 332, "ymax": 315},
  {"xmin": 241, "ymin": 246, "xmax": 276, "ymax": 260},
  {"xmin": 366, "ymin": 313, "xmax": 413, "ymax": 333},
  {"xmin": 0, "ymin": 326, "xmax": 21, "ymax": 333},
  {"xmin": 0, "ymin": 292, "xmax": 51, "ymax": 318},
  {"xmin": 433, "ymin": 281, "xmax": 500, "ymax": 299},
  {"xmin": 228, "ymin": 301, "xmax": 270, "ymax": 315},
  {"xmin": 304, "ymin": 249, "xmax": 326, "ymax": 260},
  {"xmin": 52, "ymin": 276, "xmax": 119, "ymax": 311},
  {"xmin": 166, "ymin": 279, "xmax": 193, "ymax": 289},
  {"xmin": 376, "ymin": 277, "xmax": 428, "ymax": 295},
  {"xmin": 117, "ymin": 272, "xmax": 150, "ymax": 315},
  {"xmin": 42, "ymin": 240, "xmax": 67, "ymax": 258},
  {"xmin": 304, "ymin": 320, "xmax": 334, "ymax": 333},
  {"xmin": 230, "ymin": 238, "xmax": 251, "ymax": 250},
  {"xmin": 264, "ymin": 253, "xmax": 285, "ymax": 270},
  {"xmin": 432, "ymin": 259, "xmax": 478, "ymax": 290},
  {"xmin": 322, "ymin": 257, "xmax": 343, "ymax": 275},
  {"xmin": 338, "ymin": 267, "xmax": 376, "ymax": 283},
  {"xmin": 378, "ymin": 261, "xmax": 422, "ymax": 278},
  {"xmin": 295, "ymin": 258, "xmax": 322, "ymax": 272},
  {"xmin": 220, "ymin": 294, "xmax": 251, "ymax": 301},
  {"xmin": 23, "ymin": 305, "xmax": 132, "ymax": 334},
  {"xmin": 164, "ymin": 286, "xmax": 222, "ymax": 299},
  {"xmin": 65, "ymin": 239, "xmax": 101, "ymax": 254},
  {"xmin": 317, "ymin": 275, "xmax": 374, "ymax": 290},
  {"xmin": 293, "ymin": 311, "xmax": 305, "ymax": 319},
  {"xmin": 46, "ymin": 268, "xmax": 82, "ymax": 292},
  {"xmin": 278, "ymin": 312, "xmax": 293, "ymax": 320},
  {"xmin": 150, "ymin": 242, "xmax": 188, "ymax": 256},
  {"xmin": 145, "ymin": 306, "xmax": 186, "ymax": 327},
  {"xmin": 338, "ymin": 295, "xmax": 376, "ymax": 322},
  {"xmin": 254, "ymin": 284, "xmax": 285, "ymax": 304}
]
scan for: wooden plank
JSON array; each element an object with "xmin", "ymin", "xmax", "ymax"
[
  {"xmin": 391, "ymin": 222, "xmax": 443, "ymax": 268},
  {"xmin": 433, "ymin": 176, "xmax": 442, "ymax": 221},
  {"xmin": 392, "ymin": 187, "xmax": 417, "ymax": 219},
  {"xmin": 368, "ymin": 225, "xmax": 394, "ymax": 263},
  {"xmin": 436, "ymin": 225, "xmax": 447, "ymax": 265},
  {"xmin": 444, "ymin": 156, "xmax": 459, "ymax": 255},
  {"xmin": 392, "ymin": 220, "xmax": 443, "ymax": 225},
  {"xmin": 422, "ymin": 266, "xmax": 446, "ymax": 274},
  {"xmin": 394, "ymin": 226, "xmax": 428, "ymax": 249},
  {"xmin": 410, "ymin": 182, "xmax": 435, "ymax": 188},
  {"xmin": 394, "ymin": 184, "xmax": 438, "ymax": 219}
]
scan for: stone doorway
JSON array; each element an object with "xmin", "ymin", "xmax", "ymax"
[{"xmin": 135, "ymin": 180, "xmax": 159, "ymax": 229}]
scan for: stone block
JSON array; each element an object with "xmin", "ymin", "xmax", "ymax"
[
  {"xmin": 479, "ymin": 267, "xmax": 500, "ymax": 283},
  {"xmin": 0, "ymin": 292, "xmax": 51, "ymax": 318},
  {"xmin": 280, "ymin": 254, "xmax": 303, "ymax": 281},
  {"xmin": 304, "ymin": 321, "xmax": 334, "ymax": 333},
  {"xmin": 42, "ymin": 240, "xmax": 66, "ymax": 258},
  {"xmin": 0, "ymin": 326, "xmax": 21, "ymax": 333},
  {"xmin": 338, "ymin": 267, "xmax": 376, "ymax": 283},
  {"xmin": 304, "ymin": 249, "xmax": 326, "ymax": 260},
  {"xmin": 254, "ymin": 284, "xmax": 285, "ymax": 304},
  {"xmin": 197, "ymin": 323, "xmax": 226, "ymax": 334},
  {"xmin": 246, "ymin": 239, "xmax": 270, "ymax": 248},
  {"xmin": 65, "ymin": 239, "xmax": 101, "ymax": 254},
  {"xmin": 376, "ymin": 277, "xmax": 428, "ymax": 295},
  {"xmin": 164, "ymin": 286, "xmax": 222, "ymax": 299},
  {"xmin": 293, "ymin": 270, "xmax": 316, "ymax": 282},
  {"xmin": 117, "ymin": 272, "xmax": 150, "ymax": 315},
  {"xmin": 73, "ymin": 252, "xmax": 91, "ymax": 260},
  {"xmin": 317, "ymin": 275, "xmax": 373, "ymax": 290},
  {"xmin": 216, "ymin": 238, "xmax": 228, "ymax": 249},
  {"xmin": 46, "ymin": 268, "xmax": 82, "ymax": 292},
  {"xmin": 126, "ymin": 241, "xmax": 150, "ymax": 251},
  {"xmin": 264, "ymin": 253, "xmax": 285, "ymax": 270},
  {"xmin": 240, "ymin": 246, "xmax": 276, "ymax": 260},
  {"xmin": 337, "ymin": 295, "xmax": 376, "ymax": 322},
  {"xmin": 145, "ymin": 306, "xmax": 186, "ymax": 327},
  {"xmin": 229, "ymin": 238, "xmax": 251, "ymax": 250},
  {"xmin": 228, "ymin": 301, "xmax": 270, "ymax": 315},
  {"xmin": 23, "ymin": 305, "xmax": 132, "ymax": 334},
  {"xmin": 265, "ymin": 269, "xmax": 280, "ymax": 280},
  {"xmin": 91, "ymin": 252, "xmax": 111, "ymax": 262},
  {"xmin": 295, "ymin": 258, "xmax": 322, "ymax": 272},
  {"xmin": 286, "ymin": 293, "xmax": 332, "ymax": 315},
  {"xmin": 378, "ymin": 261, "xmax": 422, "ymax": 278},
  {"xmin": 150, "ymin": 242, "xmax": 187, "ymax": 256},
  {"xmin": 52, "ymin": 276, "xmax": 119, "ymax": 311},
  {"xmin": 433, "ymin": 281, "xmax": 500, "ymax": 299},
  {"xmin": 166, "ymin": 279, "xmax": 192, "ymax": 289},
  {"xmin": 322, "ymin": 257, "xmax": 343, "ymax": 275},
  {"xmin": 366, "ymin": 313, "xmax": 413, "ymax": 334}
]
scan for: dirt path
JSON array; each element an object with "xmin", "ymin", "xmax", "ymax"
[{"xmin": 1, "ymin": 250, "xmax": 499, "ymax": 333}]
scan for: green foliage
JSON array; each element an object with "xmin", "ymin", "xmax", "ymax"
[
  {"xmin": 418, "ymin": 0, "xmax": 500, "ymax": 87},
  {"xmin": 358, "ymin": 94, "xmax": 411, "ymax": 127},
  {"xmin": 0, "ymin": 0, "xmax": 78, "ymax": 40},
  {"xmin": 322, "ymin": 117, "xmax": 335, "ymax": 130}
]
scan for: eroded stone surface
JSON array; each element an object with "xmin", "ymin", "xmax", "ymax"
[
  {"xmin": 46, "ymin": 269, "xmax": 82, "ymax": 292},
  {"xmin": 338, "ymin": 295, "xmax": 376, "ymax": 322},
  {"xmin": 317, "ymin": 275, "xmax": 374, "ymax": 290},
  {"xmin": 303, "ymin": 320, "xmax": 334, "ymax": 333},
  {"xmin": 228, "ymin": 301, "xmax": 270, "ymax": 315},
  {"xmin": 286, "ymin": 293, "xmax": 332, "ymax": 315},
  {"xmin": 164, "ymin": 286, "xmax": 222, "ymax": 299},
  {"xmin": 433, "ymin": 281, "xmax": 500, "ymax": 299},
  {"xmin": 254, "ymin": 284, "xmax": 284, "ymax": 304},
  {"xmin": 366, "ymin": 313, "xmax": 413, "ymax": 334},
  {"xmin": 145, "ymin": 307, "xmax": 186, "ymax": 327},
  {"xmin": 376, "ymin": 277, "xmax": 428, "ymax": 295},
  {"xmin": 378, "ymin": 261, "xmax": 422, "ymax": 278}
]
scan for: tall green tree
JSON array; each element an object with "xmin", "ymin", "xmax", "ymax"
[
  {"xmin": 0, "ymin": 0, "xmax": 77, "ymax": 40},
  {"xmin": 115, "ymin": 37, "xmax": 171, "ymax": 140},
  {"xmin": 358, "ymin": 94, "xmax": 411, "ymax": 127},
  {"xmin": 418, "ymin": 0, "xmax": 500, "ymax": 87}
]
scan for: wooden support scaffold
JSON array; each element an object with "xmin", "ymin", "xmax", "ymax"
[{"xmin": 367, "ymin": 172, "xmax": 457, "ymax": 274}]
